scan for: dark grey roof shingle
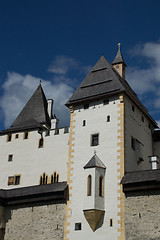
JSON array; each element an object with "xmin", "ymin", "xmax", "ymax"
[
  {"xmin": 11, "ymin": 84, "xmax": 51, "ymax": 129},
  {"xmin": 84, "ymin": 154, "xmax": 106, "ymax": 169},
  {"xmin": 112, "ymin": 46, "xmax": 126, "ymax": 66},
  {"xmin": 66, "ymin": 55, "xmax": 157, "ymax": 127},
  {"xmin": 121, "ymin": 169, "xmax": 160, "ymax": 184}
]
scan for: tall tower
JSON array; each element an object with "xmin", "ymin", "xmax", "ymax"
[{"xmin": 64, "ymin": 48, "xmax": 157, "ymax": 239}]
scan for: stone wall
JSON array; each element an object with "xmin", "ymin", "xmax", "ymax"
[
  {"xmin": 125, "ymin": 190, "xmax": 160, "ymax": 240},
  {"xmin": 3, "ymin": 201, "xmax": 65, "ymax": 240}
]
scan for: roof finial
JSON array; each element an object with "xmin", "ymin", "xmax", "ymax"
[
  {"xmin": 118, "ymin": 43, "xmax": 121, "ymax": 50},
  {"xmin": 39, "ymin": 79, "xmax": 42, "ymax": 85}
]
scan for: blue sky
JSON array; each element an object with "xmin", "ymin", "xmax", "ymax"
[{"xmin": 0, "ymin": 0, "xmax": 160, "ymax": 130}]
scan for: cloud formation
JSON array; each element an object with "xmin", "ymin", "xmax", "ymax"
[{"xmin": 126, "ymin": 41, "xmax": 160, "ymax": 125}]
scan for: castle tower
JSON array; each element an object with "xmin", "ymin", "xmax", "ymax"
[
  {"xmin": 64, "ymin": 50, "xmax": 157, "ymax": 240},
  {"xmin": 112, "ymin": 43, "xmax": 126, "ymax": 79}
]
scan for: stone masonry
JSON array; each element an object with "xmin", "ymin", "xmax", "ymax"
[{"xmin": 125, "ymin": 190, "xmax": 160, "ymax": 240}]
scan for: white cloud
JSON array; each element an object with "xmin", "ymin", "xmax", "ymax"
[
  {"xmin": 0, "ymin": 72, "xmax": 74, "ymax": 128},
  {"xmin": 127, "ymin": 41, "xmax": 160, "ymax": 110},
  {"xmin": 48, "ymin": 55, "xmax": 91, "ymax": 75}
]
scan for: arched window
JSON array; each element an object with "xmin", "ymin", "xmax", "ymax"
[
  {"xmin": 40, "ymin": 176, "xmax": 43, "ymax": 185},
  {"xmin": 42, "ymin": 173, "xmax": 46, "ymax": 185},
  {"xmin": 54, "ymin": 172, "xmax": 57, "ymax": 183},
  {"xmin": 99, "ymin": 176, "xmax": 104, "ymax": 197},
  {"xmin": 87, "ymin": 175, "xmax": 92, "ymax": 196}
]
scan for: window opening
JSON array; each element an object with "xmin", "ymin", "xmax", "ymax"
[
  {"xmin": 131, "ymin": 137, "xmax": 135, "ymax": 151},
  {"xmin": 132, "ymin": 105, "xmax": 135, "ymax": 112},
  {"xmin": 7, "ymin": 134, "xmax": 12, "ymax": 142},
  {"xmin": 110, "ymin": 219, "xmax": 113, "ymax": 227},
  {"xmin": 107, "ymin": 115, "xmax": 110, "ymax": 122},
  {"xmin": 99, "ymin": 176, "xmax": 104, "ymax": 197},
  {"xmin": 75, "ymin": 223, "xmax": 82, "ymax": 231},
  {"xmin": 83, "ymin": 120, "xmax": 86, "ymax": 126},
  {"xmin": 54, "ymin": 172, "xmax": 57, "ymax": 183},
  {"xmin": 15, "ymin": 134, "xmax": 19, "ymax": 139},
  {"xmin": 39, "ymin": 138, "xmax": 44, "ymax": 148},
  {"xmin": 142, "ymin": 116, "xmax": 144, "ymax": 122},
  {"xmin": 84, "ymin": 103, "xmax": 89, "ymax": 110},
  {"xmin": 15, "ymin": 175, "xmax": 20, "ymax": 185},
  {"xmin": 24, "ymin": 132, "xmax": 29, "ymax": 139},
  {"xmin": 103, "ymin": 99, "xmax": 109, "ymax": 105},
  {"xmin": 8, "ymin": 176, "xmax": 14, "ymax": 185},
  {"xmin": 91, "ymin": 134, "xmax": 99, "ymax": 146},
  {"xmin": 57, "ymin": 174, "xmax": 59, "ymax": 183},
  {"xmin": 87, "ymin": 175, "xmax": 92, "ymax": 196},
  {"xmin": 8, "ymin": 154, "xmax": 13, "ymax": 162},
  {"xmin": 51, "ymin": 174, "xmax": 54, "ymax": 183}
]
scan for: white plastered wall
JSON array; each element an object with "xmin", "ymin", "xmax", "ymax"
[
  {"xmin": 67, "ymin": 96, "xmax": 122, "ymax": 240},
  {"xmin": 124, "ymin": 96, "xmax": 154, "ymax": 171},
  {"xmin": 0, "ymin": 128, "xmax": 69, "ymax": 189}
]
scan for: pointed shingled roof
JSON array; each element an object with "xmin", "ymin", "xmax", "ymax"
[
  {"xmin": 66, "ymin": 55, "xmax": 157, "ymax": 127},
  {"xmin": 84, "ymin": 154, "xmax": 106, "ymax": 169},
  {"xmin": 11, "ymin": 84, "xmax": 51, "ymax": 129},
  {"xmin": 112, "ymin": 43, "xmax": 126, "ymax": 66}
]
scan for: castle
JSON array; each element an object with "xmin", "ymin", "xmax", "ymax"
[{"xmin": 0, "ymin": 45, "xmax": 160, "ymax": 240}]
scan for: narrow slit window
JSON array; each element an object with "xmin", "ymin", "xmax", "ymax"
[
  {"xmin": 15, "ymin": 175, "xmax": 20, "ymax": 185},
  {"xmin": 7, "ymin": 134, "xmax": 12, "ymax": 142},
  {"xmin": 8, "ymin": 154, "xmax": 13, "ymax": 162},
  {"xmin": 83, "ymin": 120, "xmax": 86, "ymax": 126},
  {"xmin": 110, "ymin": 219, "xmax": 113, "ymax": 227},
  {"xmin": 107, "ymin": 115, "xmax": 110, "ymax": 122},
  {"xmin": 24, "ymin": 132, "xmax": 29, "ymax": 139},
  {"xmin": 99, "ymin": 176, "xmax": 104, "ymax": 197},
  {"xmin": 131, "ymin": 137, "xmax": 135, "ymax": 151},
  {"xmin": 39, "ymin": 138, "xmax": 44, "ymax": 148},
  {"xmin": 54, "ymin": 172, "xmax": 57, "ymax": 183},
  {"xmin": 51, "ymin": 174, "xmax": 54, "ymax": 183},
  {"xmin": 57, "ymin": 174, "xmax": 59, "ymax": 183},
  {"xmin": 15, "ymin": 134, "xmax": 19, "ymax": 139},
  {"xmin": 87, "ymin": 175, "xmax": 92, "ymax": 196}
]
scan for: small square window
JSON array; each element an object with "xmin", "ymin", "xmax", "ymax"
[
  {"xmin": 7, "ymin": 134, "xmax": 12, "ymax": 142},
  {"xmin": 103, "ymin": 99, "xmax": 109, "ymax": 105},
  {"xmin": 75, "ymin": 223, "xmax": 81, "ymax": 231},
  {"xmin": 8, "ymin": 176, "xmax": 14, "ymax": 185},
  {"xmin": 91, "ymin": 134, "xmax": 99, "ymax": 146},
  {"xmin": 15, "ymin": 134, "xmax": 19, "ymax": 139},
  {"xmin": 84, "ymin": 103, "xmax": 89, "ymax": 110},
  {"xmin": 8, "ymin": 154, "xmax": 13, "ymax": 162},
  {"xmin": 15, "ymin": 175, "xmax": 20, "ymax": 185},
  {"xmin": 24, "ymin": 132, "xmax": 29, "ymax": 139}
]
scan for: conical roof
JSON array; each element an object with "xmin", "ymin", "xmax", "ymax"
[
  {"xmin": 112, "ymin": 44, "xmax": 126, "ymax": 66},
  {"xmin": 11, "ymin": 84, "xmax": 50, "ymax": 128},
  {"xmin": 84, "ymin": 154, "xmax": 106, "ymax": 169}
]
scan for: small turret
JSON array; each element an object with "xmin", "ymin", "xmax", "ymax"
[{"xmin": 112, "ymin": 43, "xmax": 126, "ymax": 79}]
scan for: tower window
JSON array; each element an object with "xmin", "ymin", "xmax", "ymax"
[
  {"xmin": 132, "ymin": 105, "xmax": 135, "ymax": 112},
  {"xmin": 8, "ymin": 154, "xmax": 13, "ymax": 162},
  {"xmin": 83, "ymin": 120, "xmax": 86, "ymax": 126},
  {"xmin": 103, "ymin": 99, "xmax": 109, "ymax": 105},
  {"xmin": 15, "ymin": 134, "xmax": 19, "ymax": 139},
  {"xmin": 107, "ymin": 115, "xmax": 110, "ymax": 122},
  {"xmin": 87, "ymin": 175, "xmax": 92, "ymax": 196},
  {"xmin": 40, "ymin": 173, "xmax": 48, "ymax": 185},
  {"xmin": 38, "ymin": 138, "xmax": 44, "ymax": 148},
  {"xmin": 15, "ymin": 175, "xmax": 20, "ymax": 185},
  {"xmin": 7, "ymin": 134, "xmax": 12, "ymax": 142},
  {"xmin": 24, "ymin": 132, "xmax": 29, "ymax": 139},
  {"xmin": 75, "ymin": 223, "xmax": 82, "ymax": 231},
  {"xmin": 142, "ymin": 116, "xmax": 144, "ymax": 122},
  {"xmin": 8, "ymin": 176, "xmax": 14, "ymax": 185},
  {"xmin": 84, "ymin": 103, "xmax": 89, "ymax": 110},
  {"xmin": 110, "ymin": 219, "xmax": 113, "ymax": 227},
  {"xmin": 131, "ymin": 137, "xmax": 135, "ymax": 151},
  {"xmin": 91, "ymin": 134, "xmax": 99, "ymax": 146},
  {"xmin": 99, "ymin": 176, "xmax": 104, "ymax": 197}
]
